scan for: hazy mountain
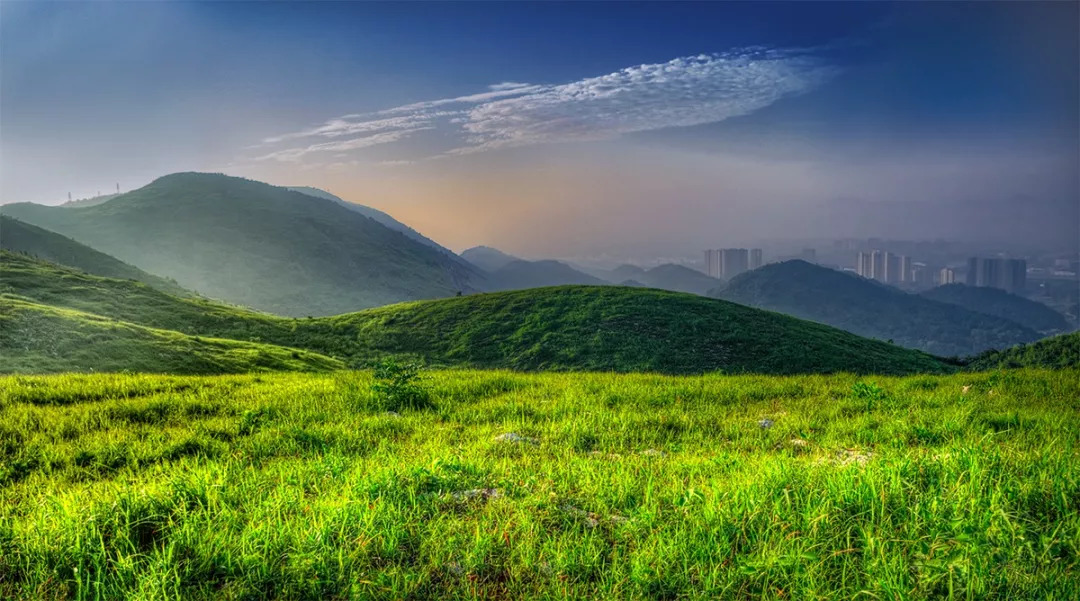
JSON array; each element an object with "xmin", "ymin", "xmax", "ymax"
[
  {"xmin": 2, "ymin": 172, "xmax": 485, "ymax": 316},
  {"xmin": 286, "ymin": 186, "xmax": 461, "ymax": 260},
  {"xmin": 0, "ymin": 216, "xmax": 188, "ymax": 295},
  {"xmin": 2, "ymin": 252, "xmax": 951, "ymax": 376},
  {"xmin": 714, "ymin": 260, "xmax": 1041, "ymax": 357},
  {"xmin": 489, "ymin": 259, "xmax": 607, "ymax": 291},
  {"xmin": 635, "ymin": 264, "xmax": 724, "ymax": 295},
  {"xmin": 921, "ymin": 284, "xmax": 1070, "ymax": 334},
  {"xmin": 461, "ymin": 245, "xmax": 520, "ymax": 272}
]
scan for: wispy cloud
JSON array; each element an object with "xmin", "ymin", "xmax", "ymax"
[{"xmin": 252, "ymin": 47, "xmax": 837, "ymax": 163}]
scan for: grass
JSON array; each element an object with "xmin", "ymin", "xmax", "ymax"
[
  {"xmin": 966, "ymin": 332, "xmax": 1080, "ymax": 371},
  {"xmin": 2, "ymin": 252, "xmax": 951, "ymax": 376},
  {"xmin": 0, "ymin": 368, "xmax": 1076, "ymax": 599},
  {"xmin": 0, "ymin": 297, "xmax": 343, "ymax": 375}
]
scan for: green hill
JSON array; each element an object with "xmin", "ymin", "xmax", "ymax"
[
  {"xmin": 714, "ymin": 260, "xmax": 1041, "ymax": 357},
  {"xmin": 3, "ymin": 252, "xmax": 950, "ymax": 375},
  {"xmin": 921, "ymin": 283, "xmax": 1070, "ymax": 334},
  {"xmin": 0, "ymin": 216, "xmax": 188, "ymax": 295},
  {"xmin": 1, "ymin": 172, "xmax": 484, "ymax": 316},
  {"xmin": 966, "ymin": 332, "xmax": 1080, "ymax": 371},
  {"xmin": 0, "ymin": 297, "xmax": 342, "ymax": 375}
]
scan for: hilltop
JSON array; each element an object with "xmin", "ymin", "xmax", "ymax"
[
  {"xmin": 714, "ymin": 260, "xmax": 1041, "ymax": 357},
  {"xmin": 287, "ymin": 186, "xmax": 462, "ymax": 261},
  {"xmin": 3, "ymin": 253, "xmax": 950, "ymax": 375},
  {"xmin": 461, "ymin": 245, "xmax": 520, "ymax": 272},
  {"xmin": 921, "ymin": 283, "xmax": 1070, "ymax": 334},
  {"xmin": 1, "ymin": 172, "xmax": 484, "ymax": 316},
  {"xmin": 0, "ymin": 297, "xmax": 341, "ymax": 374},
  {"xmin": 0, "ymin": 216, "xmax": 188, "ymax": 296},
  {"xmin": 966, "ymin": 331, "xmax": 1080, "ymax": 371},
  {"xmin": 623, "ymin": 263, "xmax": 723, "ymax": 295}
]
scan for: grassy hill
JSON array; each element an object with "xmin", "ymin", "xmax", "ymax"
[
  {"xmin": 1, "ymin": 172, "xmax": 484, "ymax": 316},
  {"xmin": 715, "ymin": 260, "xmax": 1041, "ymax": 357},
  {"xmin": 966, "ymin": 331, "xmax": 1080, "ymax": 371},
  {"xmin": 921, "ymin": 283, "xmax": 1070, "ymax": 334},
  {"xmin": 1, "ymin": 368, "xmax": 1075, "ymax": 599},
  {"xmin": 0, "ymin": 297, "xmax": 342, "ymax": 374},
  {"xmin": 3, "ymin": 252, "xmax": 951, "ymax": 375},
  {"xmin": 0, "ymin": 216, "xmax": 188, "ymax": 295}
]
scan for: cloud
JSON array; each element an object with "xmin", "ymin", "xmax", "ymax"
[{"xmin": 252, "ymin": 47, "xmax": 837, "ymax": 163}]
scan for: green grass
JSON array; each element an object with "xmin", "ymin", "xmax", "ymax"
[
  {"xmin": 0, "ymin": 368, "xmax": 1075, "ymax": 599},
  {"xmin": 966, "ymin": 332, "xmax": 1080, "ymax": 371},
  {"xmin": 2, "ymin": 252, "xmax": 951, "ymax": 376},
  {"xmin": 0, "ymin": 298, "xmax": 343, "ymax": 375}
]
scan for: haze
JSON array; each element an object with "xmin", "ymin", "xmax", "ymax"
[{"xmin": 2, "ymin": 1, "xmax": 1077, "ymax": 259}]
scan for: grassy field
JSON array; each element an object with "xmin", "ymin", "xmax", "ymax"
[{"xmin": 1, "ymin": 368, "xmax": 1076, "ymax": 600}]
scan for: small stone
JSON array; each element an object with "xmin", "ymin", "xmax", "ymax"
[
  {"xmin": 790, "ymin": 438, "xmax": 809, "ymax": 448},
  {"xmin": 385, "ymin": 411, "xmax": 401, "ymax": 418},
  {"xmin": 962, "ymin": 385, "xmax": 971, "ymax": 394},
  {"xmin": 640, "ymin": 448, "xmax": 666, "ymax": 457},
  {"xmin": 494, "ymin": 432, "xmax": 538, "ymax": 444},
  {"xmin": 446, "ymin": 561, "xmax": 464, "ymax": 576},
  {"xmin": 758, "ymin": 418, "xmax": 774, "ymax": 429},
  {"xmin": 451, "ymin": 488, "xmax": 502, "ymax": 501}
]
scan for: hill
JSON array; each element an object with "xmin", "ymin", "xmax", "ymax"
[
  {"xmin": 1, "ymin": 172, "xmax": 484, "ymax": 316},
  {"xmin": 488, "ymin": 259, "xmax": 608, "ymax": 291},
  {"xmin": 632, "ymin": 263, "xmax": 724, "ymax": 295},
  {"xmin": 286, "ymin": 186, "xmax": 462, "ymax": 260},
  {"xmin": 59, "ymin": 193, "xmax": 119, "ymax": 208},
  {"xmin": 966, "ymin": 332, "xmax": 1080, "ymax": 371},
  {"xmin": 0, "ymin": 297, "xmax": 342, "ymax": 374},
  {"xmin": 3, "ymin": 253, "xmax": 950, "ymax": 375},
  {"xmin": 921, "ymin": 283, "xmax": 1069, "ymax": 334},
  {"xmin": 0, "ymin": 216, "xmax": 188, "ymax": 296},
  {"xmin": 461, "ymin": 245, "xmax": 520, "ymax": 272},
  {"xmin": 714, "ymin": 260, "xmax": 1041, "ymax": 357}
]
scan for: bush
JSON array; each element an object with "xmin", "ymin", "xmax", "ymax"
[{"xmin": 371, "ymin": 358, "xmax": 434, "ymax": 411}]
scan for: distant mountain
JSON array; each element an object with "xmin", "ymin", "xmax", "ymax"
[
  {"xmin": 2, "ymin": 173, "xmax": 485, "ymax": 316},
  {"xmin": 966, "ymin": 332, "xmax": 1080, "ymax": 371},
  {"xmin": 489, "ymin": 259, "xmax": 607, "ymax": 291},
  {"xmin": 609, "ymin": 264, "xmax": 646, "ymax": 280},
  {"xmin": 921, "ymin": 284, "xmax": 1069, "ymax": 334},
  {"xmin": 714, "ymin": 260, "xmax": 1041, "ymax": 357},
  {"xmin": 461, "ymin": 245, "xmax": 520, "ymax": 272},
  {"xmin": 2, "ymin": 253, "xmax": 951, "ymax": 376},
  {"xmin": 633, "ymin": 264, "xmax": 724, "ymax": 295},
  {"xmin": 0, "ymin": 216, "xmax": 188, "ymax": 296},
  {"xmin": 286, "ymin": 186, "xmax": 461, "ymax": 260}
]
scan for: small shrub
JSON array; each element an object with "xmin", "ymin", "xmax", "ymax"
[
  {"xmin": 851, "ymin": 381, "xmax": 886, "ymax": 410},
  {"xmin": 371, "ymin": 358, "xmax": 434, "ymax": 411}
]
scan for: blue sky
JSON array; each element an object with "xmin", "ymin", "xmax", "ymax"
[{"xmin": 2, "ymin": 1, "xmax": 1076, "ymax": 256}]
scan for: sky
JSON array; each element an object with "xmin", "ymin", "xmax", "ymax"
[{"xmin": 2, "ymin": 1, "xmax": 1077, "ymax": 259}]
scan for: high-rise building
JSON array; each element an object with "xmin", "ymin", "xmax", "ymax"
[
  {"xmin": 704, "ymin": 249, "xmax": 722, "ymax": 279},
  {"xmin": 966, "ymin": 257, "xmax": 1027, "ymax": 293},
  {"xmin": 856, "ymin": 252, "xmax": 874, "ymax": 278},
  {"xmin": 899, "ymin": 256, "xmax": 912, "ymax": 283},
  {"xmin": 749, "ymin": 248, "xmax": 763, "ymax": 270},
  {"xmin": 871, "ymin": 250, "xmax": 885, "ymax": 281},
  {"xmin": 720, "ymin": 248, "xmax": 749, "ymax": 279},
  {"xmin": 939, "ymin": 267, "xmax": 956, "ymax": 285}
]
